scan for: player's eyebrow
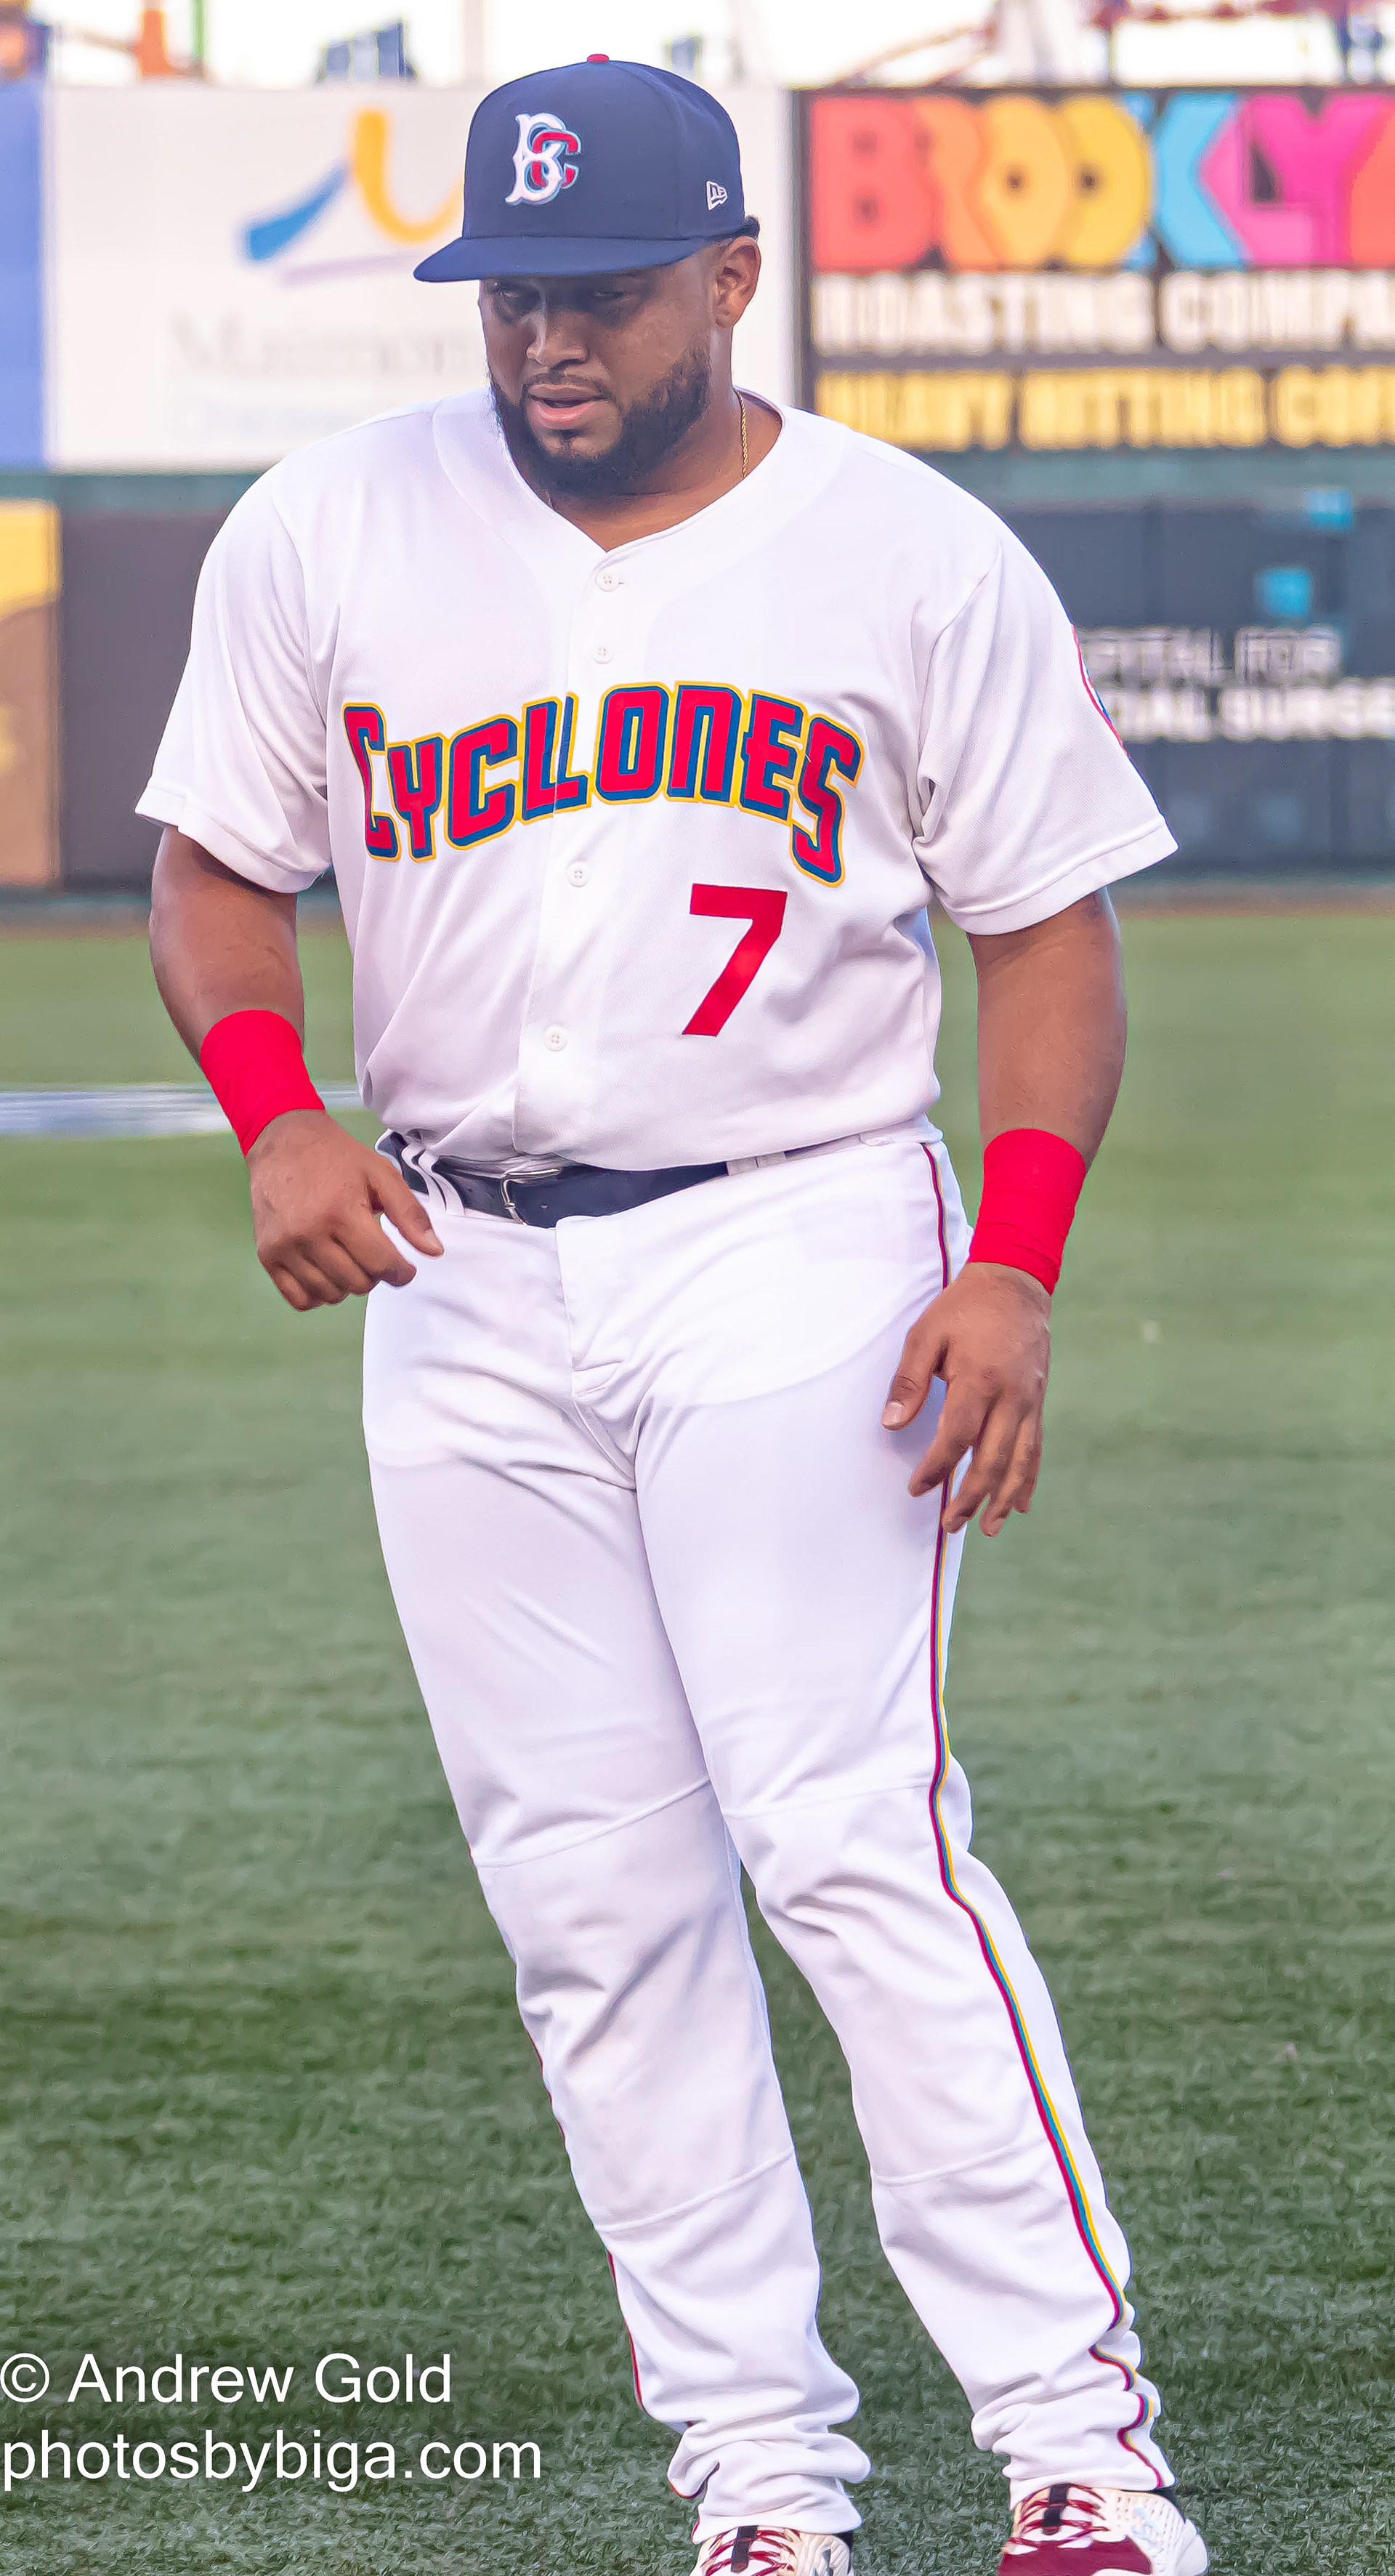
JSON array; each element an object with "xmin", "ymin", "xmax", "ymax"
[{"xmin": 485, "ymin": 272, "xmax": 648, "ymax": 293}]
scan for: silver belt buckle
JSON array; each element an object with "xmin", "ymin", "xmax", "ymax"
[{"xmin": 498, "ymin": 1176, "xmax": 526, "ymax": 1224}]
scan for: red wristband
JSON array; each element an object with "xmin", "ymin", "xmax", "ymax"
[
  {"xmin": 199, "ymin": 1009, "xmax": 326, "ymax": 1157},
  {"xmin": 967, "ymin": 1127, "xmax": 1087, "ymax": 1295}
]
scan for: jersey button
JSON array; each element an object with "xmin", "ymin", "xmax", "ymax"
[
  {"xmin": 592, "ymin": 641, "xmax": 613, "ymax": 663},
  {"xmin": 543, "ymin": 1025, "xmax": 568, "ymax": 1051},
  {"xmin": 567, "ymin": 862, "xmax": 589, "ymax": 887},
  {"xmin": 596, "ymin": 567, "xmax": 622, "ymax": 591}
]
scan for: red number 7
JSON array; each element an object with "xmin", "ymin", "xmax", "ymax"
[{"xmin": 683, "ymin": 884, "xmax": 788, "ymax": 1037}]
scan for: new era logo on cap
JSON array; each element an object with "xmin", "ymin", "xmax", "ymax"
[{"xmin": 707, "ymin": 181, "xmax": 728, "ymax": 209}]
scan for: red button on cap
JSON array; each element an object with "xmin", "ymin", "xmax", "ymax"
[{"xmin": 587, "ymin": 53, "xmax": 610, "ymax": 62}]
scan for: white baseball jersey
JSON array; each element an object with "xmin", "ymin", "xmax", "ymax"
[
  {"xmin": 142, "ymin": 383, "xmax": 1185, "ymax": 2516},
  {"xmin": 140, "ymin": 392, "xmax": 1174, "ymax": 1175}
]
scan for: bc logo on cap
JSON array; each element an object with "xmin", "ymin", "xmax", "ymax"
[{"xmin": 506, "ymin": 110, "xmax": 581, "ymax": 207}]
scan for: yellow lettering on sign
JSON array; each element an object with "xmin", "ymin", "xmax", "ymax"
[
  {"xmin": 975, "ymin": 97, "xmax": 1075, "ymax": 271},
  {"xmin": 1302, "ymin": 364, "xmax": 1395, "ymax": 443},
  {"xmin": 892, "ymin": 375, "xmax": 943, "ymax": 446},
  {"xmin": 0, "ymin": 503, "xmax": 60, "ymax": 622},
  {"xmin": 1055, "ymin": 96, "xmax": 1152, "ymax": 270},
  {"xmin": 814, "ymin": 370, "xmax": 1014, "ymax": 451},
  {"xmin": 1272, "ymin": 366, "xmax": 1317, "ymax": 444},
  {"xmin": 1115, "ymin": 371, "xmax": 1157, "ymax": 445},
  {"xmin": 811, "ymin": 363, "xmax": 1395, "ymax": 453},
  {"xmin": 1018, "ymin": 372, "xmax": 1078, "ymax": 447},
  {"xmin": 912, "ymin": 96, "xmax": 999, "ymax": 270},
  {"xmin": 1080, "ymin": 373, "xmax": 1123, "ymax": 445},
  {"xmin": 1155, "ymin": 371, "xmax": 1216, "ymax": 444},
  {"xmin": 1018, "ymin": 368, "xmax": 1267, "ymax": 449},
  {"xmin": 1215, "ymin": 370, "xmax": 1267, "ymax": 444}
]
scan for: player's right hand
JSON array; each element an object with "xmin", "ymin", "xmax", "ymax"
[{"xmin": 246, "ymin": 1110, "xmax": 443, "ymax": 1312}]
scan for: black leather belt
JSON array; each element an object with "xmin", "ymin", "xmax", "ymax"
[{"xmin": 381, "ymin": 1134, "xmax": 727, "ymax": 1229}]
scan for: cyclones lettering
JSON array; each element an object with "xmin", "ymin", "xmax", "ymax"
[{"xmin": 343, "ymin": 686, "xmax": 865, "ymax": 885}]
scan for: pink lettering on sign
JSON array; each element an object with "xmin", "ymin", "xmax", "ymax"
[
  {"xmin": 1349, "ymin": 113, "xmax": 1395, "ymax": 264},
  {"xmin": 812, "ymin": 89, "xmax": 1395, "ymax": 273},
  {"xmin": 1201, "ymin": 94, "xmax": 1388, "ymax": 267}
]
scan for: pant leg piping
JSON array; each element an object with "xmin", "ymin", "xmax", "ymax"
[{"xmin": 920, "ymin": 1144, "xmax": 1163, "ymax": 2486}]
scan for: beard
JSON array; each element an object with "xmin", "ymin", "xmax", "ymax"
[{"xmin": 492, "ymin": 343, "xmax": 713, "ymax": 500}]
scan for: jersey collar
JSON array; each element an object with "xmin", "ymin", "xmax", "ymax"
[{"xmin": 431, "ymin": 389, "xmax": 841, "ymax": 604}]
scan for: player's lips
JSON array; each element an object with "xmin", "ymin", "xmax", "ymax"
[{"xmin": 525, "ymin": 386, "xmax": 609, "ymax": 432}]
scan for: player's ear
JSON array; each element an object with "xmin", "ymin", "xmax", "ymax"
[{"xmin": 709, "ymin": 235, "xmax": 761, "ymax": 329}]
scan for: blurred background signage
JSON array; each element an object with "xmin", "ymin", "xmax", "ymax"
[
  {"xmin": 0, "ymin": 50, "xmax": 792, "ymax": 886},
  {"xmin": 806, "ymin": 89, "xmax": 1395, "ymax": 451},
  {"xmin": 49, "ymin": 87, "xmax": 477, "ymax": 468},
  {"xmin": 0, "ymin": 9, "xmax": 1392, "ymax": 887},
  {"xmin": 1000, "ymin": 497, "xmax": 1395, "ymax": 868},
  {"xmin": 0, "ymin": 82, "xmax": 44, "ymax": 468},
  {"xmin": 0, "ymin": 76, "xmax": 790, "ymax": 476},
  {"xmin": 316, "ymin": 17, "xmax": 416, "ymax": 81},
  {"xmin": 0, "ymin": 501, "xmax": 60, "ymax": 886}
]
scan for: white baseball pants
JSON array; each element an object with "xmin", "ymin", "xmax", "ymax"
[{"xmin": 363, "ymin": 1128, "xmax": 1171, "ymax": 2537}]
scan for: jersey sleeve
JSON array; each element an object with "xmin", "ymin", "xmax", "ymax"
[
  {"xmin": 137, "ymin": 477, "xmax": 331, "ymax": 894},
  {"xmin": 913, "ymin": 528, "xmax": 1174, "ymax": 934}
]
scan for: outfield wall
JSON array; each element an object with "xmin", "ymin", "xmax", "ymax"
[
  {"xmin": 7, "ymin": 487, "xmax": 1391, "ymax": 890},
  {"xmin": 1, "ymin": 80, "xmax": 1394, "ymax": 887},
  {"xmin": 1001, "ymin": 498, "xmax": 1395, "ymax": 871},
  {"xmin": 0, "ymin": 502, "xmax": 59, "ymax": 885}
]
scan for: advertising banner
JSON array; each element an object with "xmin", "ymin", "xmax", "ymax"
[
  {"xmin": 49, "ymin": 85, "xmax": 482, "ymax": 470},
  {"xmin": 0, "ymin": 84, "xmax": 44, "ymax": 469},
  {"xmin": 805, "ymin": 89, "xmax": 1395, "ymax": 452},
  {"xmin": 0, "ymin": 503, "xmax": 60, "ymax": 887},
  {"xmin": 59, "ymin": 510, "xmax": 233, "ymax": 887},
  {"xmin": 1005, "ymin": 499, "xmax": 1395, "ymax": 865},
  {"xmin": 48, "ymin": 83, "xmax": 794, "ymax": 472}
]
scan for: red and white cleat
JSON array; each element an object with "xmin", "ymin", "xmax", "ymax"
[
  {"xmin": 691, "ymin": 2530, "xmax": 853, "ymax": 2576},
  {"xmin": 999, "ymin": 2485, "xmax": 1208, "ymax": 2576}
]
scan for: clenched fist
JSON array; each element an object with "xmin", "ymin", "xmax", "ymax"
[{"xmin": 246, "ymin": 1111, "xmax": 443, "ymax": 1312}]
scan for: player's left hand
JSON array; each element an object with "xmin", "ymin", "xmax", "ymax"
[{"xmin": 882, "ymin": 1264, "xmax": 1051, "ymax": 1537}]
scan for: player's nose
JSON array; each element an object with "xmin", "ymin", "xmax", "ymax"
[{"xmin": 519, "ymin": 292, "xmax": 589, "ymax": 366}]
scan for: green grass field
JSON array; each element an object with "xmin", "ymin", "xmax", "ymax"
[{"xmin": 1, "ymin": 911, "xmax": 1391, "ymax": 2575}]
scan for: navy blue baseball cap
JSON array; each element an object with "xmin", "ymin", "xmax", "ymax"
[{"xmin": 415, "ymin": 57, "xmax": 755, "ymax": 283}]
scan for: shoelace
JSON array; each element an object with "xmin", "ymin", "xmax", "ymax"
[
  {"xmin": 700, "ymin": 2531, "xmax": 803, "ymax": 2576},
  {"xmin": 1008, "ymin": 2486, "xmax": 1112, "ymax": 2549}
]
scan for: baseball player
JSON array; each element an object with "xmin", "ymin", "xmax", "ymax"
[{"xmin": 143, "ymin": 60, "xmax": 1207, "ymax": 2576}]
